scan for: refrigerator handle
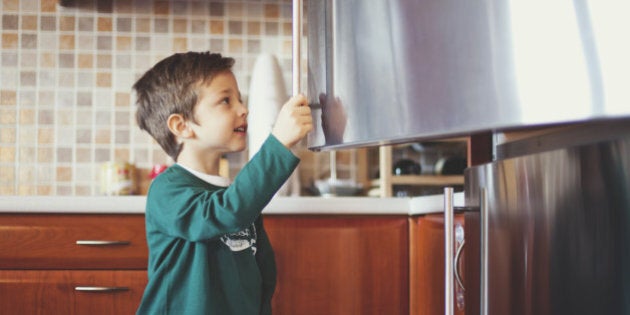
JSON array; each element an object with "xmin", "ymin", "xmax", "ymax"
[
  {"xmin": 292, "ymin": 0, "xmax": 302, "ymax": 96},
  {"xmin": 444, "ymin": 187, "xmax": 455, "ymax": 315},
  {"xmin": 480, "ymin": 188, "xmax": 488, "ymax": 315}
]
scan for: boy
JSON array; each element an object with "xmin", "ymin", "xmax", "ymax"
[{"xmin": 133, "ymin": 51, "xmax": 312, "ymax": 314}]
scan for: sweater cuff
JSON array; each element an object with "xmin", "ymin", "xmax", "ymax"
[{"xmin": 265, "ymin": 134, "xmax": 300, "ymax": 162}]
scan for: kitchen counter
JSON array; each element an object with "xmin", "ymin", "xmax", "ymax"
[{"xmin": 0, "ymin": 193, "xmax": 463, "ymax": 215}]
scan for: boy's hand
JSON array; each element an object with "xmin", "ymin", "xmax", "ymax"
[{"xmin": 272, "ymin": 94, "xmax": 313, "ymax": 148}]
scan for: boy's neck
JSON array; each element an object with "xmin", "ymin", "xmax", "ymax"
[{"xmin": 176, "ymin": 150, "xmax": 223, "ymax": 176}]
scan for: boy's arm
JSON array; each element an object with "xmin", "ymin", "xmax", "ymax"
[{"xmin": 146, "ymin": 134, "xmax": 299, "ymax": 241}]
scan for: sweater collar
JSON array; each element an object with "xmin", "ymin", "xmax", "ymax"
[{"xmin": 175, "ymin": 163, "xmax": 230, "ymax": 187}]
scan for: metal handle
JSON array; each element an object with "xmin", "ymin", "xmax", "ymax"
[
  {"xmin": 75, "ymin": 286, "xmax": 129, "ymax": 292},
  {"xmin": 444, "ymin": 187, "xmax": 454, "ymax": 315},
  {"xmin": 292, "ymin": 0, "xmax": 302, "ymax": 96},
  {"xmin": 76, "ymin": 240, "xmax": 130, "ymax": 246},
  {"xmin": 480, "ymin": 188, "xmax": 488, "ymax": 315},
  {"xmin": 454, "ymin": 239, "xmax": 466, "ymax": 291}
]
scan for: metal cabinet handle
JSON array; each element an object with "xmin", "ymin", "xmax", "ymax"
[
  {"xmin": 75, "ymin": 286, "xmax": 129, "ymax": 292},
  {"xmin": 454, "ymin": 239, "xmax": 466, "ymax": 291},
  {"xmin": 75, "ymin": 240, "xmax": 130, "ymax": 246},
  {"xmin": 444, "ymin": 187, "xmax": 455, "ymax": 315}
]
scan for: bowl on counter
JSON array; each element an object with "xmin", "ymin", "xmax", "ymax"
[{"xmin": 314, "ymin": 178, "xmax": 363, "ymax": 197}]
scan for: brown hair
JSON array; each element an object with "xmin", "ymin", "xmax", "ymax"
[{"xmin": 133, "ymin": 51, "xmax": 235, "ymax": 161}]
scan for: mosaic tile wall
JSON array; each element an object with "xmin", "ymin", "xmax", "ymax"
[{"xmin": 0, "ymin": 0, "xmax": 309, "ymax": 196}]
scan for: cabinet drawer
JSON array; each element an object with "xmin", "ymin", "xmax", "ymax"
[
  {"xmin": 0, "ymin": 214, "xmax": 147, "ymax": 269},
  {"xmin": 0, "ymin": 270, "xmax": 146, "ymax": 315}
]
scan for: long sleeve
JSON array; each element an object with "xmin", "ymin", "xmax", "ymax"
[{"xmin": 145, "ymin": 134, "xmax": 298, "ymax": 242}]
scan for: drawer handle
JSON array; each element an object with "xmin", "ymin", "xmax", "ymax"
[
  {"xmin": 75, "ymin": 286, "xmax": 129, "ymax": 292},
  {"xmin": 76, "ymin": 240, "xmax": 131, "ymax": 246}
]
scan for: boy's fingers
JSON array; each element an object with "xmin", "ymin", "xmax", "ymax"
[
  {"xmin": 295, "ymin": 106, "xmax": 311, "ymax": 114},
  {"xmin": 292, "ymin": 94, "xmax": 307, "ymax": 107}
]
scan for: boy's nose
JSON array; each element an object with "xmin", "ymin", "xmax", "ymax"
[{"xmin": 238, "ymin": 101, "xmax": 249, "ymax": 116}]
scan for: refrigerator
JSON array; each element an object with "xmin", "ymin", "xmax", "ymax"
[
  {"xmin": 300, "ymin": 0, "xmax": 630, "ymax": 313},
  {"xmin": 464, "ymin": 125, "xmax": 630, "ymax": 315},
  {"xmin": 305, "ymin": 0, "xmax": 630, "ymax": 151}
]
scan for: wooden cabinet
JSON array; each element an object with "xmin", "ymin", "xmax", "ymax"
[
  {"xmin": 410, "ymin": 213, "xmax": 469, "ymax": 315},
  {"xmin": 0, "ymin": 214, "xmax": 148, "ymax": 315},
  {"xmin": 265, "ymin": 215, "xmax": 410, "ymax": 315},
  {"xmin": 373, "ymin": 139, "xmax": 467, "ymax": 197},
  {"xmin": 371, "ymin": 133, "xmax": 493, "ymax": 198},
  {"xmin": 0, "ymin": 210, "xmax": 479, "ymax": 315},
  {"xmin": 463, "ymin": 211, "xmax": 480, "ymax": 315}
]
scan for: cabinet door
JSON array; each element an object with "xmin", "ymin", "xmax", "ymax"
[
  {"xmin": 464, "ymin": 211, "xmax": 480, "ymax": 315},
  {"xmin": 0, "ymin": 270, "xmax": 147, "ymax": 315},
  {"xmin": 409, "ymin": 213, "xmax": 466, "ymax": 315},
  {"xmin": 265, "ymin": 215, "xmax": 409, "ymax": 315}
]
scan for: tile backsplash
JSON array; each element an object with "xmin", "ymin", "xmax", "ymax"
[{"xmin": 0, "ymin": 0, "xmax": 306, "ymax": 195}]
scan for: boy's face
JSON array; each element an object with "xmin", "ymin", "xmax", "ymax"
[{"xmin": 186, "ymin": 71, "xmax": 248, "ymax": 154}]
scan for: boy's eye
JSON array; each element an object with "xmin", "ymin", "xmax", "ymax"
[{"xmin": 221, "ymin": 97, "xmax": 230, "ymax": 105}]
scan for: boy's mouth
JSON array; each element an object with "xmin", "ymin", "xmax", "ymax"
[{"xmin": 234, "ymin": 124, "xmax": 247, "ymax": 133}]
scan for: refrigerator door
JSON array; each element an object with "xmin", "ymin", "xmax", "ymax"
[
  {"xmin": 307, "ymin": 0, "xmax": 630, "ymax": 151},
  {"xmin": 465, "ymin": 136, "xmax": 630, "ymax": 315}
]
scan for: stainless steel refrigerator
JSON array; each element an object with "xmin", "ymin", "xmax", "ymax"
[
  {"xmin": 464, "ymin": 127, "xmax": 630, "ymax": 315},
  {"xmin": 302, "ymin": 0, "xmax": 630, "ymax": 313}
]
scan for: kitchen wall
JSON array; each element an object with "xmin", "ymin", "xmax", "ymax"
[{"xmin": 0, "ymin": 0, "xmax": 322, "ymax": 196}]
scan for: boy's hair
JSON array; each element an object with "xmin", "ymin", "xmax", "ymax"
[{"xmin": 133, "ymin": 51, "xmax": 235, "ymax": 161}]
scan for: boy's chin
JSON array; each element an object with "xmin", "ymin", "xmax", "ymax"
[{"xmin": 229, "ymin": 143, "xmax": 247, "ymax": 153}]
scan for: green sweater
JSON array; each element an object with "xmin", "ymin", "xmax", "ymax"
[{"xmin": 136, "ymin": 135, "xmax": 299, "ymax": 315}]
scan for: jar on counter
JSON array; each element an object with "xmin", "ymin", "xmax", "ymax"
[
  {"xmin": 149, "ymin": 164, "xmax": 168, "ymax": 179},
  {"xmin": 100, "ymin": 162, "xmax": 137, "ymax": 195}
]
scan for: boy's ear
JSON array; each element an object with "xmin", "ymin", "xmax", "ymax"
[{"xmin": 167, "ymin": 114, "xmax": 194, "ymax": 138}]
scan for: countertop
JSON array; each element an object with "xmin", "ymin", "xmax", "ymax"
[{"xmin": 0, "ymin": 193, "xmax": 464, "ymax": 215}]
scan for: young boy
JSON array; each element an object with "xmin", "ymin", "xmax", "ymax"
[{"xmin": 133, "ymin": 51, "xmax": 312, "ymax": 314}]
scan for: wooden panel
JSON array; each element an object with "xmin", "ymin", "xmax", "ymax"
[
  {"xmin": 0, "ymin": 214, "xmax": 147, "ymax": 269},
  {"xmin": 379, "ymin": 146, "xmax": 394, "ymax": 197},
  {"xmin": 372, "ymin": 175, "xmax": 464, "ymax": 186},
  {"xmin": 465, "ymin": 211, "xmax": 480, "ymax": 315},
  {"xmin": 409, "ymin": 214, "xmax": 466, "ymax": 315},
  {"xmin": 0, "ymin": 270, "xmax": 146, "ymax": 315},
  {"xmin": 467, "ymin": 132, "xmax": 493, "ymax": 167},
  {"xmin": 265, "ymin": 215, "xmax": 409, "ymax": 315}
]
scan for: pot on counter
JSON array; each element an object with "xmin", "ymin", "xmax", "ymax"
[{"xmin": 393, "ymin": 159, "xmax": 421, "ymax": 175}]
